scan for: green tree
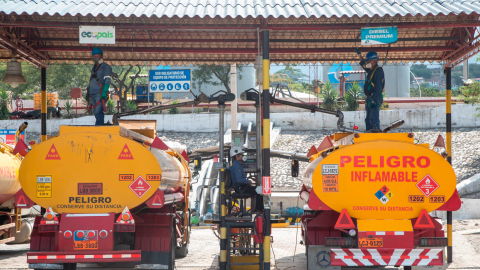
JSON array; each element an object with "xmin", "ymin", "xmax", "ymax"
[
  {"xmin": 344, "ymin": 82, "xmax": 362, "ymax": 111},
  {"xmin": 321, "ymin": 82, "xmax": 338, "ymax": 110},
  {"xmin": 192, "ymin": 64, "xmax": 243, "ymax": 94},
  {"xmin": 273, "ymin": 64, "xmax": 307, "ymax": 83},
  {"xmin": 460, "ymin": 82, "xmax": 480, "ymax": 116},
  {"xmin": 410, "ymin": 65, "xmax": 433, "ymax": 80},
  {"xmin": 0, "ymin": 89, "xmax": 10, "ymax": 119}
]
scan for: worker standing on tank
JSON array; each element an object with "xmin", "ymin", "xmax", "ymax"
[
  {"xmin": 86, "ymin": 47, "xmax": 112, "ymax": 125},
  {"xmin": 229, "ymin": 147, "xmax": 264, "ymax": 213},
  {"xmin": 357, "ymin": 49, "xmax": 385, "ymax": 131}
]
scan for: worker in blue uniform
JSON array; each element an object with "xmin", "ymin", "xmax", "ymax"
[
  {"xmin": 229, "ymin": 147, "xmax": 264, "ymax": 213},
  {"xmin": 357, "ymin": 49, "xmax": 385, "ymax": 131},
  {"xmin": 86, "ymin": 47, "xmax": 112, "ymax": 125}
]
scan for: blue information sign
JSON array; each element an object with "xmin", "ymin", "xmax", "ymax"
[
  {"xmin": 361, "ymin": 26, "xmax": 397, "ymax": 45},
  {"xmin": 149, "ymin": 69, "xmax": 191, "ymax": 93}
]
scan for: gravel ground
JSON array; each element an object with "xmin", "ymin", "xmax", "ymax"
[{"xmin": 26, "ymin": 127, "xmax": 480, "ymax": 192}]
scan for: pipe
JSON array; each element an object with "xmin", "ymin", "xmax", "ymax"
[
  {"xmin": 245, "ymin": 121, "xmax": 253, "ymax": 148},
  {"xmin": 13, "ymin": 98, "xmax": 465, "ymax": 112},
  {"xmin": 164, "ymin": 193, "xmax": 185, "ymax": 205}
]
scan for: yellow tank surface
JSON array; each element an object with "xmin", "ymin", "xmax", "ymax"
[
  {"xmin": 303, "ymin": 133, "xmax": 457, "ymax": 220},
  {"xmin": 19, "ymin": 125, "xmax": 187, "ymax": 214},
  {"xmin": 0, "ymin": 142, "xmax": 22, "ymax": 204}
]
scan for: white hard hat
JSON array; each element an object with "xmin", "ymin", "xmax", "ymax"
[{"xmin": 230, "ymin": 147, "xmax": 244, "ymax": 157}]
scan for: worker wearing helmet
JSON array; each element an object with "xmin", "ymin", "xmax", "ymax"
[
  {"xmin": 86, "ymin": 47, "xmax": 112, "ymax": 125},
  {"xmin": 357, "ymin": 49, "xmax": 385, "ymax": 131},
  {"xmin": 229, "ymin": 147, "xmax": 264, "ymax": 213}
]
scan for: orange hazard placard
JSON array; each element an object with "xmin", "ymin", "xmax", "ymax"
[
  {"xmin": 323, "ymin": 175, "xmax": 339, "ymax": 192},
  {"xmin": 45, "ymin": 144, "xmax": 61, "ymax": 160},
  {"xmin": 118, "ymin": 144, "xmax": 133, "ymax": 160}
]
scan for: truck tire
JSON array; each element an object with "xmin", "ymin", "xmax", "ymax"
[
  {"xmin": 63, "ymin": 263, "xmax": 76, "ymax": 270},
  {"xmin": 175, "ymin": 216, "xmax": 190, "ymax": 258}
]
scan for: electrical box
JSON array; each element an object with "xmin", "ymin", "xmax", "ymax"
[
  {"xmin": 231, "ymin": 130, "xmax": 244, "ymax": 147},
  {"xmin": 247, "ymin": 132, "xmax": 257, "ymax": 149}
]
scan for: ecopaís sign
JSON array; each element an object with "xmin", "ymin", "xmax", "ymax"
[
  {"xmin": 79, "ymin": 26, "xmax": 115, "ymax": 44},
  {"xmin": 361, "ymin": 26, "xmax": 397, "ymax": 45}
]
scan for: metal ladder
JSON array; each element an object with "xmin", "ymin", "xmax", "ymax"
[{"xmin": 226, "ymin": 220, "xmax": 264, "ymax": 270}]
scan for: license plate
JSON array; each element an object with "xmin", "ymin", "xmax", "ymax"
[
  {"xmin": 74, "ymin": 240, "xmax": 98, "ymax": 250},
  {"xmin": 358, "ymin": 238, "xmax": 383, "ymax": 248}
]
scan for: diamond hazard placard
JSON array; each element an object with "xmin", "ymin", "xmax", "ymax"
[
  {"xmin": 416, "ymin": 175, "xmax": 439, "ymax": 197},
  {"xmin": 129, "ymin": 176, "xmax": 151, "ymax": 198},
  {"xmin": 45, "ymin": 144, "xmax": 61, "ymax": 160},
  {"xmin": 118, "ymin": 144, "xmax": 133, "ymax": 160}
]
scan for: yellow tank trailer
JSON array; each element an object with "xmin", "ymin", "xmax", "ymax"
[
  {"xmin": 19, "ymin": 121, "xmax": 191, "ymax": 270},
  {"xmin": 300, "ymin": 132, "xmax": 460, "ymax": 269}
]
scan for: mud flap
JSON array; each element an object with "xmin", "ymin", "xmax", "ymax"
[{"xmin": 308, "ymin": 245, "xmax": 340, "ymax": 270}]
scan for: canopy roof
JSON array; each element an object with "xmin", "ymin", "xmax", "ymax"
[{"xmin": 0, "ymin": 0, "xmax": 479, "ymax": 67}]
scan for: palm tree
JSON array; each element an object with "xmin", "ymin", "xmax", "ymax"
[{"xmin": 321, "ymin": 82, "xmax": 338, "ymax": 110}]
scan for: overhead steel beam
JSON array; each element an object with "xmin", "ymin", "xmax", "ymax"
[
  {"xmin": 31, "ymin": 46, "xmax": 455, "ymax": 54},
  {"xmin": 0, "ymin": 57, "xmax": 441, "ymax": 64},
  {"xmin": 1, "ymin": 21, "xmax": 480, "ymax": 30},
  {"xmin": 21, "ymin": 37, "xmax": 460, "ymax": 43},
  {"xmin": 443, "ymin": 36, "xmax": 480, "ymax": 68},
  {"xmin": 22, "ymin": 38, "xmax": 259, "ymax": 43},
  {"xmin": 0, "ymin": 28, "xmax": 48, "ymax": 68},
  {"xmin": 0, "ymin": 27, "xmax": 47, "ymax": 60}
]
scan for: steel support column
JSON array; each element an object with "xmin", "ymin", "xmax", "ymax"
[
  {"xmin": 261, "ymin": 30, "xmax": 271, "ymax": 270},
  {"xmin": 41, "ymin": 67, "xmax": 46, "ymax": 142},
  {"xmin": 218, "ymin": 104, "xmax": 227, "ymax": 270},
  {"xmin": 445, "ymin": 67, "xmax": 453, "ymax": 263}
]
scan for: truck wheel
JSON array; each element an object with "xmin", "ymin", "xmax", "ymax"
[
  {"xmin": 175, "ymin": 216, "xmax": 190, "ymax": 258},
  {"xmin": 63, "ymin": 263, "xmax": 76, "ymax": 270}
]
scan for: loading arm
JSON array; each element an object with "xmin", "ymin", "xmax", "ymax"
[{"xmin": 113, "ymin": 92, "xmax": 234, "ymax": 124}]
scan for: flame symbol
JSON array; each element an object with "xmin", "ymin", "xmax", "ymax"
[
  {"xmin": 426, "ymin": 179, "xmax": 430, "ymax": 185},
  {"xmin": 138, "ymin": 180, "xmax": 143, "ymax": 185}
]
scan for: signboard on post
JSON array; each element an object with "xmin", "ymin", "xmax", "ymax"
[
  {"xmin": 149, "ymin": 69, "xmax": 191, "ymax": 93},
  {"xmin": 79, "ymin": 26, "xmax": 115, "ymax": 44},
  {"xmin": 0, "ymin": 130, "xmax": 24, "ymax": 146},
  {"xmin": 262, "ymin": 176, "xmax": 271, "ymax": 195},
  {"xmin": 361, "ymin": 26, "xmax": 397, "ymax": 45}
]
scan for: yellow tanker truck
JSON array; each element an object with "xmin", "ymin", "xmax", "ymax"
[
  {"xmin": 18, "ymin": 121, "xmax": 191, "ymax": 270},
  {"xmin": 0, "ymin": 122, "xmax": 38, "ymax": 245},
  {"xmin": 300, "ymin": 132, "xmax": 461, "ymax": 270}
]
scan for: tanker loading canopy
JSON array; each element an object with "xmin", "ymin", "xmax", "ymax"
[
  {"xmin": 18, "ymin": 125, "xmax": 186, "ymax": 214},
  {"xmin": 1, "ymin": 1, "xmax": 478, "ymax": 67},
  {"xmin": 304, "ymin": 134, "xmax": 457, "ymax": 220}
]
